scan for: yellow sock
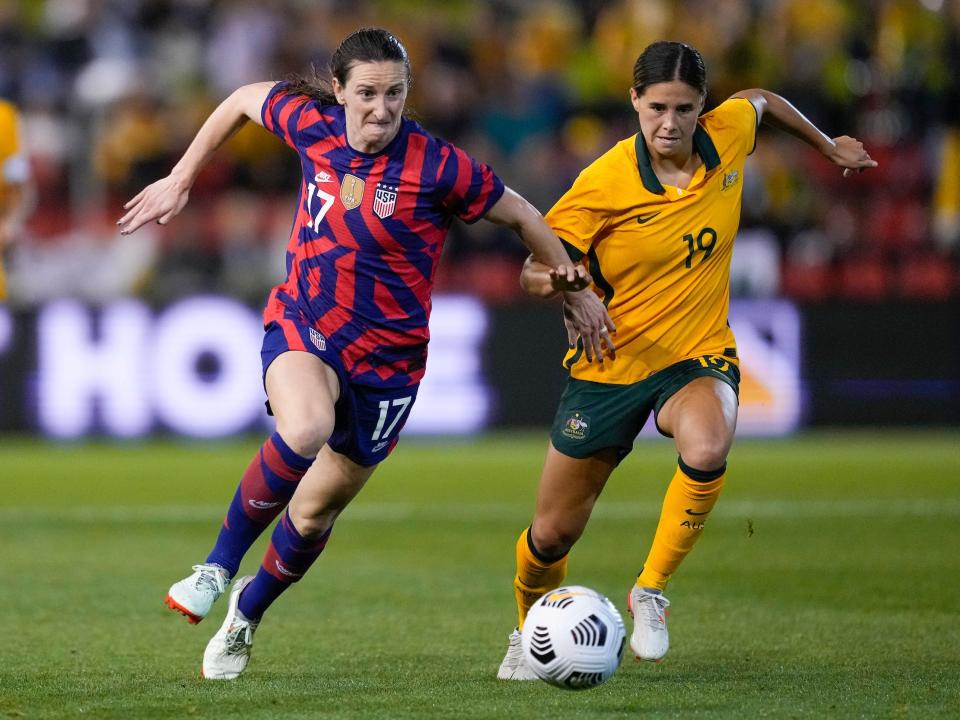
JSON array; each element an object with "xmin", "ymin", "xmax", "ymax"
[
  {"xmin": 513, "ymin": 527, "xmax": 568, "ymax": 629},
  {"xmin": 637, "ymin": 458, "xmax": 726, "ymax": 591}
]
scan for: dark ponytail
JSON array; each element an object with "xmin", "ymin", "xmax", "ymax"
[{"xmin": 286, "ymin": 27, "xmax": 411, "ymax": 105}]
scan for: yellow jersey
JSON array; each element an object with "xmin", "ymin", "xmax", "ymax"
[
  {"xmin": 0, "ymin": 99, "xmax": 29, "ymax": 301},
  {"xmin": 547, "ymin": 97, "xmax": 758, "ymax": 384}
]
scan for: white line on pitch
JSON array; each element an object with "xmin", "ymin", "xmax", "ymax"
[{"xmin": 1, "ymin": 498, "xmax": 959, "ymax": 523}]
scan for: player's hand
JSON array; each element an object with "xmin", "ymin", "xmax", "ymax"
[
  {"xmin": 117, "ymin": 173, "xmax": 191, "ymax": 235},
  {"xmin": 561, "ymin": 290, "xmax": 616, "ymax": 364},
  {"xmin": 549, "ymin": 263, "xmax": 592, "ymax": 292},
  {"xmin": 826, "ymin": 136, "xmax": 878, "ymax": 177},
  {"xmin": 521, "ymin": 256, "xmax": 592, "ymax": 298}
]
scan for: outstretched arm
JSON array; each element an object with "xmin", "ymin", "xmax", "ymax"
[
  {"xmin": 485, "ymin": 187, "xmax": 616, "ymax": 362},
  {"xmin": 731, "ymin": 89, "xmax": 877, "ymax": 176},
  {"xmin": 117, "ymin": 81, "xmax": 276, "ymax": 235}
]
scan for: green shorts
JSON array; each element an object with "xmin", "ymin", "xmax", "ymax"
[{"xmin": 550, "ymin": 355, "xmax": 741, "ymax": 463}]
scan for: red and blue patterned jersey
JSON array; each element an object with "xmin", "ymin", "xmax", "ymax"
[{"xmin": 260, "ymin": 82, "xmax": 505, "ymax": 388}]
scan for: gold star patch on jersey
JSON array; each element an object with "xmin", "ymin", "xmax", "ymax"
[{"xmin": 340, "ymin": 173, "xmax": 365, "ymax": 210}]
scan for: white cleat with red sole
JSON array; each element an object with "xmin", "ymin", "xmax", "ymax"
[{"xmin": 165, "ymin": 563, "xmax": 230, "ymax": 624}]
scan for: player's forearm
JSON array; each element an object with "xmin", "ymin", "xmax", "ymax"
[
  {"xmin": 517, "ymin": 222, "xmax": 575, "ymax": 272},
  {"xmin": 486, "ymin": 187, "xmax": 572, "ymax": 270},
  {"xmin": 169, "ymin": 83, "xmax": 272, "ymax": 187},
  {"xmin": 168, "ymin": 98, "xmax": 249, "ymax": 187},
  {"xmin": 751, "ymin": 89, "xmax": 835, "ymax": 155},
  {"xmin": 509, "ymin": 203, "xmax": 574, "ymax": 271},
  {"xmin": 736, "ymin": 88, "xmax": 876, "ymax": 174}
]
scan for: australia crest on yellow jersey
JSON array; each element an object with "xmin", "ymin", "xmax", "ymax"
[
  {"xmin": 340, "ymin": 173, "xmax": 365, "ymax": 209},
  {"xmin": 721, "ymin": 170, "xmax": 740, "ymax": 191}
]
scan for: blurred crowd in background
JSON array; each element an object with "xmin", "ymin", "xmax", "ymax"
[{"xmin": 1, "ymin": 0, "xmax": 958, "ymax": 306}]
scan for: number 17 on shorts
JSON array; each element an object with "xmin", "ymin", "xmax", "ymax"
[
  {"xmin": 332, "ymin": 382, "xmax": 420, "ymax": 465},
  {"xmin": 372, "ymin": 395, "xmax": 413, "ymax": 444}
]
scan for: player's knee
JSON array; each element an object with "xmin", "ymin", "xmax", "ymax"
[
  {"xmin": 679, "ymin": 440, "xmax": 729, "ymax": 475},
  {"xmin": 275, "ymin": 416, "xmax": 333, "ymax": 458},
  {"xmin": 287, "ymin": 507, "xmax": 336, "ymax": 539},
  {"xmin": 531, "ymin": 523, "xmax": 579, "ymax": 559}
]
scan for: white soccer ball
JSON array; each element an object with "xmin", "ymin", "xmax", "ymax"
[{"xmin": 520, "ymin": 585, "xmax": 626, "ymax": 690}]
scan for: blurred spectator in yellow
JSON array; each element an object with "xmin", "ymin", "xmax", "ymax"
[
  {"xmin": 0, "ymin": 98, "xmax": 31, "ymax": 303},
  {"xmin": 933, "ymin": 0, "xmax": 960, "ymax": 253}
]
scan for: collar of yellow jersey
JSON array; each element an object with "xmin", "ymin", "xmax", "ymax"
[{"xmin": 634, "ymin": 124, "xmax": 721, "ymax": 194}]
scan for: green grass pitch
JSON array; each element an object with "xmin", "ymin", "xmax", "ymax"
[{"xmin": 1, "ymin": 431, "xmax": 958, "ymax": 719}]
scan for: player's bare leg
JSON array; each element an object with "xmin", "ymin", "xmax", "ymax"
[
  {"xmin": 285, "ymin": 444, "xmax": 377, "ymax": 535},
  {"xmin": 529, "ymin": 445, "xmax": 619, "ymax": 560},
  {"xmin": 266, "ymin": 350, "xmax": 341, "ymax": 458},
  {"xmin": 657, "ymin": 376, "xmax": 737, "ymax": 474}
]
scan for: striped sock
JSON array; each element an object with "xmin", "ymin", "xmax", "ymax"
[
  {"xmin": 205, "ymin": 432, "xmax": 314, "ymax": 577},
  {"xmin": 237, "ymin": 511, "xmax": 331, "ymax": 621}
]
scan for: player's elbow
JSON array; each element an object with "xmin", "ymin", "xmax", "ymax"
[{"xmin": 231, "ymin": 82, "xmax": 274, "ymax": 124}]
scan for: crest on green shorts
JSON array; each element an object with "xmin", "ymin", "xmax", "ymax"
[{"xmin": 561, "ymin": 411, "xmax": 590, "ymax": 440}]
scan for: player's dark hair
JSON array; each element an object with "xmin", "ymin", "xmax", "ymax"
[
  {"xmin": 286, "ymin": 27, "xmax": 411, "ymax": 105},
  {"xmin": 632, "ymin": 41, "xmax": 706, "ymax": 97}
]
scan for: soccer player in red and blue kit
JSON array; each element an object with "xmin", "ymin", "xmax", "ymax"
[{"xmin": 118, "ymin": 27, "xmax": 614, "ymax": 680}]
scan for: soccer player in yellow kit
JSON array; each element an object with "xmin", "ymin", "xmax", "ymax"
[
  {"xmin": 498, "ymin": 41, "xmax": 877, "ymax": 679},
  {"xmin": 0, "ymin": 99, "xmax": 30, "ymax": 302}
]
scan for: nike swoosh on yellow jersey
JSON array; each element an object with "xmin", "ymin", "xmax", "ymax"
[{"xmin": 636, "ymin": 212, "xmax": 661, "ymax": 224}]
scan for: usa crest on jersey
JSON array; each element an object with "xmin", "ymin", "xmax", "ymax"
[{"xmin": 373, "ymin": 183, "xmax": 399, "ymax": 219}]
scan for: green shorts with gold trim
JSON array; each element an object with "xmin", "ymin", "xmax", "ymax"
[{"xmin": 550, "ymin": 355, "xmax": 740, "ymax": 463}]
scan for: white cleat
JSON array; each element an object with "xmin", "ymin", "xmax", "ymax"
[
  {"xmin": 496, "ymin": 628, "xmax": 539, "ymax": 680},
  {"xmin": 202, "ymin": 576, "xmax": 258, "ymax": 680},
  {"xmin": 165, "ymin": 563, "xmax": 231, "ymax": 624},
  {"xmin": 627, "ymin": 585, "xmax": 670, "ymax": 662}
]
